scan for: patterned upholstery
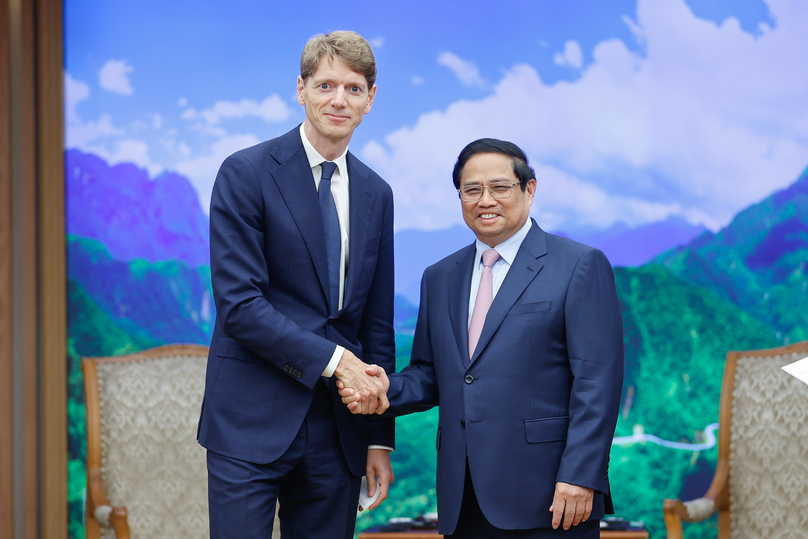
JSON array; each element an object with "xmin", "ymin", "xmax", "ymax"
[
  {"xmin": 728, "ymin": 350, "xmax": 808, "ymax": 538},
  {"xmin": 663, "ymin": 341, "xmax": 808, "ymax": 539},
  {"xmin": 92, "ymin": 348, "xmax": 209, "ymax": 538}
]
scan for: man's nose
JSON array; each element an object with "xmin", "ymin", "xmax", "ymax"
[
  {"xmin": 478, "ymin": 187, "xmax": 497, "ymax": 205},
  {"xmin": 331, "ymin": 88, "xmax": 348, "ymax": 107}
]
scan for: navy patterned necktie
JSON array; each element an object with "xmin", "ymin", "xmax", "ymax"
[{"xmin": 319, "ymin": 161, "xmax": 341, "ymax": 315}]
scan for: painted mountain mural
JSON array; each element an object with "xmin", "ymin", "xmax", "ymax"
[
  {"xmin": 66, "ymin": 149, "xmax": 210, "ymax": 267},
  {"xmin": 65, "ymin": 150, "xmax": 808, "ymax": 539},
  {"xmin": 657, "ymin": 166, "xmax": 808, "ymax": 344}
]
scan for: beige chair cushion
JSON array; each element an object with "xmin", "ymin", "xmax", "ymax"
[
  {"xmin": 729, "ymin": 351, "xmax": 808, "ymax": 538},
  {"xmin": 97, "ymin": 353, "xmax": 208, "ymax": 538}
]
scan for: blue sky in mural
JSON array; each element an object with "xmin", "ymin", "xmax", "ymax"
[{"xmin": 64, "ymin": 0, "xmax": 808, "ymax": 233}]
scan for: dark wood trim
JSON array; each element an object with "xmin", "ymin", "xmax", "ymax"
[
  {"xmin": 0, "ymin": 0, "xmax": 13, "ymax": 534},
  {"xmin": 89, "ymin": 344, "xmax": 210, "ymax": 364},
  {"xmin": 1, "ymin": 0, "xmax": 67, "ymax": 536},
  {"xmin": 20, "ymin": 0, "xmax": 41, "ymax": 536},
  {"xmin": 37, "ymin": 0, "xmax": 66, "ymax": 535}
]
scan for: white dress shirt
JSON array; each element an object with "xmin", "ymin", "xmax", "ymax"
[
  {"xmin": 300, "ymin": 125, "xmax": 350, "ymax": 378},
  {"xmin": 468, "ymin": 218, "xmax": 534, "ymax": 328}
]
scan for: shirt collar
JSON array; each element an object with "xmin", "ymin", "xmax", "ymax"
[
  {"xmin": 474, "ymin": 217, "xmax": 534, "ymax": 266},
  {"xmin": 299, "ymin": 123, "xmax": 349, "ymax": 177}
]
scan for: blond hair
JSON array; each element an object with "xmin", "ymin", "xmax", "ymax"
[{"xmin": 300, "ymin": 31, "xmax": 377, "ymax": 88}]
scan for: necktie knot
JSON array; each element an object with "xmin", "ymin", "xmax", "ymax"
[
  {"xmin": 482, "ymin": 249, "xmax": 500, "ymax": 268},
  {"xmin": 321, "ymin": 161, "xmax": 337, "ymax": 182}
]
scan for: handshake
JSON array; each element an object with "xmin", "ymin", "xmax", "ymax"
[{"xmin": 333, "ymin": 350, "xmax": 390, "ymax": 415}]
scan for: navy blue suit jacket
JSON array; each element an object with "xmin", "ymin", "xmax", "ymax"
[
  {"xmin": 385, "ymin": 221, "xmax": 623, "ymax": 534},
  {"xmin": 197, "ymin": 126, "xmax": 395, "ymax": 476}
]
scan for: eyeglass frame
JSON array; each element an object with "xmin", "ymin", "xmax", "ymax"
[{"xmin": 457, "ymin": 181, "xmax": 521, "ymax": 202}]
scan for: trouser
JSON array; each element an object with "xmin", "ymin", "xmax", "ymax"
[{"xmin": 207, "ymin": 381, "xmax": 361, "ymax": 539}]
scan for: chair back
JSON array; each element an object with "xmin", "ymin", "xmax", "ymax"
[
  {"xmin": 726, "ymin": 341, "xmax": 808, "ymax": 538},
  {"xmin": 84, "ymin": 345, "xmax": 209, "ymax": 538}
]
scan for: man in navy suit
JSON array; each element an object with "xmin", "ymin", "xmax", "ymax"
[
  {"xmin": 198, "ymin": 31, "xmax": 395, "ymax": 539},
  {"xmin": 341, "ymin": 139, "xmax": 623, "ymax": 538}
]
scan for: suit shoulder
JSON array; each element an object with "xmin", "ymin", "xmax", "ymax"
[
  {"xmin": 347, "ymin": 152, "xmax": 392, "ymax": 194},
  {"xmin": 224, "ymin": 127, "xmax": 301, "ymax": 168},
  {"xmin": 545, "ymin": 232, "xmax": 613, "ymax": 267},
  {"xmin": 424, "ymin": 244, "xmax": 475, "ymax": 276}
]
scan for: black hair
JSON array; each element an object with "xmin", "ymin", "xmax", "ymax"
[{"xmin": 452, "ymin": 138, "xmax": 535, "ymax": 191}]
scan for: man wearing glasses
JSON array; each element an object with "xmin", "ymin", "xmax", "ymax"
[{"xmin": 341, "ymin": 138, "xmax": 623, "ymax": 538}]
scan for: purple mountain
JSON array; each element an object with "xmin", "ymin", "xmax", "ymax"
[
  {"xmin": 65, "ymin": 149, "xmax": 209, "ymax": 267},
  {"xmin": 555, "ymin": 216, "xmax": 707, "ymax": 268}
]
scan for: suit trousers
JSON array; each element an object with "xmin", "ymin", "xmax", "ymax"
[
  {"xmin": 206, "ymin": 380, "xmax": 361, "ymax": 539},
  {"xmin": 446, "ymin": 461, "xmax": 599, "ymax": 539}
]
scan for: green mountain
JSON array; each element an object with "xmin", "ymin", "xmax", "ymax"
[
  {"xmin": 66, "ymin": 278, "xmax": 162, "ymax": 539},
  {"xmin": 656, "ymin": 168, "xmax": 808, "ymax": 343},
  {"xmin": 68, "ymin": 234, "xmax": 214, "ymax": 345},
  {"xmin": 607, "ymin": 264, "xmax": 776, "ymax": 538}
]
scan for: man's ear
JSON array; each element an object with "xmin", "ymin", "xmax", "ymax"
[
  {"xmin": 297, "ymin": 76, "xmax": 306, "ymax": 105},
  {"xmin": 365, "ymin": 84, "xmax": 377, "ymax": 114}
]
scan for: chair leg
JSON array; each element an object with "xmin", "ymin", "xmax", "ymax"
[
  {"xmin": 110, "ymin": 506, "xmax": 130, "ymax": 539},
  {"xmin": 663, "ymin": 499, "xmax": 685, "ymax": 539}
]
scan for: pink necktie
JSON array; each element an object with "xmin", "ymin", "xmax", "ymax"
[{"xmin": 468, "ymin": 249, "xmax": 500, "ymax": 359}]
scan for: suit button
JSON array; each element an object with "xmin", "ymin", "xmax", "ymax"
[
  {"xmin": 283, "ymin": 366, "xmax": 290, "ymax": 373},
  {"xmin": 464, "ymin": 375, "xmax": 474, "ymax": 384},
  {"xmin": 460, "ymin": 420, "xmax": 465, "ymax": 429}
]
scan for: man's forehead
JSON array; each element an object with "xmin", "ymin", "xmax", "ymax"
[{"xmin": 310, "ymin": 56, "xmax": 367, "ymax": 84}]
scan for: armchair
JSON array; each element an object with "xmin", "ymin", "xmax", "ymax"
[
  {"xmin": 82, "ymin": 344, "xmax": 210, "ymax": 538},
  {"xmin": 663, "ymin": 340, "xmax": 808, "ymax": 538}
]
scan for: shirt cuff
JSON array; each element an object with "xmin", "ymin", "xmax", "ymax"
[
  {"xmin": 322, "ymin": 345, "xmax": 344, "ymax": 377},
  {"xmin": 368, "ymin": 445, "xmax": 394, "ymax": 452}
]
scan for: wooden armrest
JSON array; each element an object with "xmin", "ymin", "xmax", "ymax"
[
  {"xmin": 109, "ymin": 506, "xmax": 131, "ymax": 539},
  {"xmin": 663, "ymin": 461, "xmax": 729, "ymax": 539},
  {"xmin": 83, "ymin": 357, "xmax": 131, "ymax": 539}
]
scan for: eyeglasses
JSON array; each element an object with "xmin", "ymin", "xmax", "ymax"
[{"xmin": 457, "ymin": 181, "xmax": 519, "ymax": 202}]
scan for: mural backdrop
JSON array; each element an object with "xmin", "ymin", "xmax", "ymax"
[{"xmin": 64, "ymin": 0, "xmax": 808, "ymax": 537}]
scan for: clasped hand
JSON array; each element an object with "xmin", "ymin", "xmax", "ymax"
[{"xmin": 333, "ymin": 351, "xmax": 389, "ymax": 414}]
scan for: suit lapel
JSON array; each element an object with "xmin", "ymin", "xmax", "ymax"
[
  {"xmin": 270, "ymin": 129, "xmax": 330, "ymax": 304},
  {"xmin": 447, "ymin": 246, "xmax": 475, "ymax": 367},
  {"xmin": 470, "ymin": 223, "xmax": 548, "ymax": 363},
  {"xmin": 343, "ymin": 152, "xmax": 376, "ymax": 309}
]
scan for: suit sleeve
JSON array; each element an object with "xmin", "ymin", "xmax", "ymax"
[
  {"xmin": 210, "ymin": 153, "xmax": 336, "ymax": 390},
  {"xmin": 384, "ymin": 270, "xmax": 440, "ymax": 417},
  {"xmin": 356, "ymin": 185, "xmax": 397, "ymax": 447},
  {"xmin": 556, "ymin": 248, "xmax": 624, "ymax": 494}
]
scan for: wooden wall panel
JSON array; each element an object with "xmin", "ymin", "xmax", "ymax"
[
  {"xmin": 0, "ymin": 0, "xmax": 14, "ymax": 536},
  {"xmin": 0, "ymin": 0, "xmax": 67, "ymax": 536},
  {"xmin": 38, "ymin": 0, "xmax": 67, "ymax": 535},
  {"xmin": 19, "ymin": 0, "xmax": 41, "ymax": 536}
]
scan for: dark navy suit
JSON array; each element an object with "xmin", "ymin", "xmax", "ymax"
[
  {"xmin": 385, "ymin": 221, "xmax": 623, "ymax": 536},
  {"xmin": 198, "ymin": 126, "xmax": 395, "ymax": 536}
]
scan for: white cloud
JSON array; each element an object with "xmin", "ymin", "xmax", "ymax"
[
  {"xmin": 99, "ymin": 59, "xmax": 134, "ymax": 95},
  {"xmin": 370, "ymin": 37, "xmax": 385, "ymax": 49},
  {"xmin": 438, "ymin": 51, "xmax": 485, "ymax": 88},
  {"xmin": 182, "ymin": 95, "xmax": 293, "ymax": 125},
  {"xmin": 175, "ymin": 134, "xmax": 261, "ymax": 213},
  {"xmin": 108, "ymin": 139, "xmax": 163, "ymax": 176},
  {"xmin": 149, "ymin": 113, "xmax": 163, "ymax": 130},
  {"xmin": 553, "ymin": 40, "xmax": 584, "ymax": 69},
  {"xmin": 64, "ymin": 72, "xmax": 90, "ymax": 123},
  {"xmin": 66, "ymin": 113, "xmax": 124, "ymax": 148},
  {"xmin": 65, "ymin": 72, "xmax": 126, "ymax": 148},
  {"xmin": 412, "ymin": 76, "xmax": 424, "ymax": 85},
  {"xmin": 365, "ymin": 0, "xmax": 808, "ymax": 232},
  {"xmin": 178, "ymin": 97, "xmax": 188, "ymax": 107}
]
